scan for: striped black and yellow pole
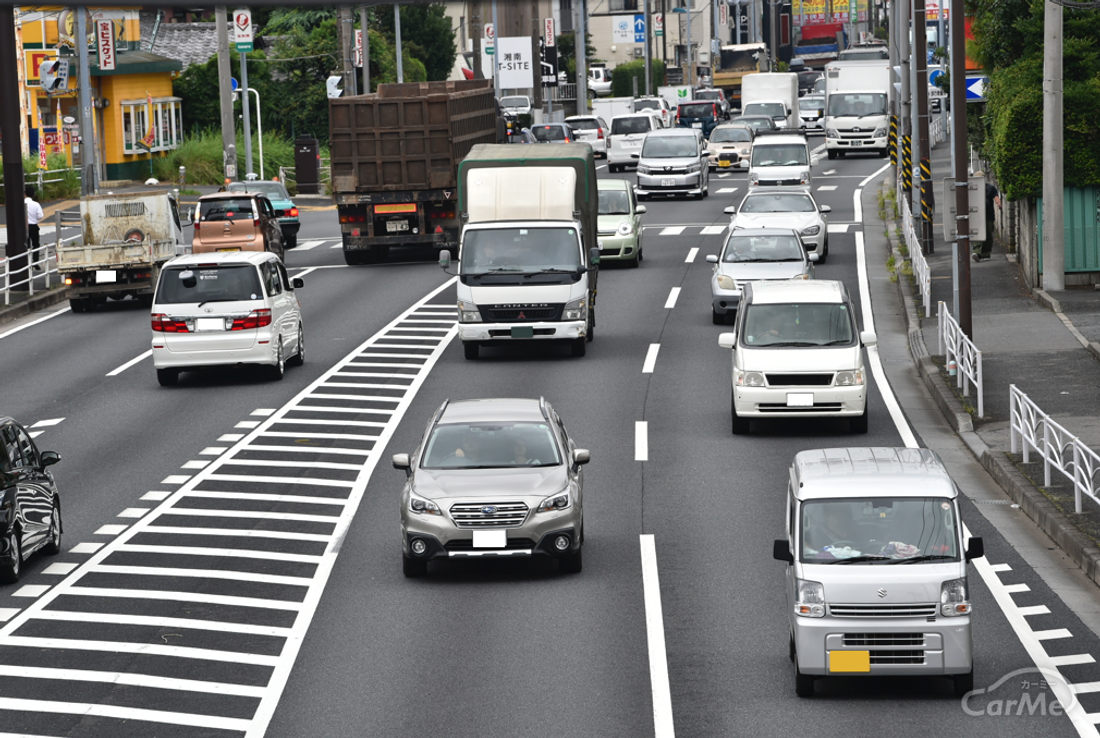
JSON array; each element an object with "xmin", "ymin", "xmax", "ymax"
[
  {"xmin": 901, "ymin": 135, "xmax": 912, "ymax": 193},
  {"xmin": 888, "ymin": 115, "xmax": 898, "ymax": 167},
  {"xmin": 920, "ymin": 157, "xmax": 934, "ymax": 254}
]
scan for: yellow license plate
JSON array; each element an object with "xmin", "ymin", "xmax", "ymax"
[
  {"xmin": 719, "ymin": 161, "xmax": 731, "ymax": 167},
  {"xmin": 216, "ymin": 247, "xmax": 241, "ymax": 252},
  {"xmin": 829, "ymin": 651, "xmax": 870, "ymax": 673}
]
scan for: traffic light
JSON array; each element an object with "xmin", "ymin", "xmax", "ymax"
[
  {"xmin": 326, "ymin": 76, "xmax": 343, "ymax": 99},
  {"xmin": 39, "ymin": 59, "xmax": 70, "ymax": 93}
]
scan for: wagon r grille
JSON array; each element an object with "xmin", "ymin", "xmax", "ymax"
[{"xmin": 765, "ymin": 373, "xmax": 833, "ymax": 386}]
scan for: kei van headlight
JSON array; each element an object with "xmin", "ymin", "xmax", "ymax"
[
  {"xmin": 872, "ymin": 127, "xmax": 888, "ymax": 138},
  {"xmin": 563, "ymin": 297, "xmax": 587, "ymax": 321},
  {"xmin": 795, "ymin": 579, "xmax": 826, "ymax": 618},
  {"xmin": 617, "ymin": 221, "xmax": 634, "ymax": 236},
  {"xmin": 409, "ymin": 495, "xmax": 442, "ymax": 516},
  {"xmin": 835, "ymin": 369, "xmax": 864, "ymax": 386},
  {"xmin": 800, "ymin": 171, "xmax": 810, "ymax": 184},
  {"xmin": 940, "ymin": 577, "xmax": 972, "ymax": 617},
  {"xmin": 801, "ymin": 225, "xmax": 821, "ymax": 236},
  {"xmin": 537, "ymin": 491, "xmax": 571, "ymax": 513},
  {"xmin": 716, "ymin": 274, "xmax": 736, "ymax": 290},
  {"xmin": 734, "ymin": 369, "xmax": 765, "ymax": 387},
  {"xmin": 826, "ymin": 128, "xmax": 841, "ymax": 138},
  {"xmin": 458, "ymin": 300, "xmax": 482, "ymax": 323}
]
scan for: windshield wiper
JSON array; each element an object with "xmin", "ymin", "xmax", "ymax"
[
  {"xmin": 825, "ymin": 555, "xmax": 891, "ymax": 564},
  {"xmin": 767, "ymin": 341, "xmax": 819, "ymax": 347},
  {"xmin": 859, "ymin": 112, "xmax": 886, "ymax": 118},
  {"xmin": 776, "ymin": 258, "xmax": 804, "ymax": 262},
  {"xmin": 525, "ymin": 268, "xmax": 578, "ymax": 277},
  {"xmin": 483, "ymin": 267, "xmax": 524, "ymax": 273},
  {"xmin": 733, "ymin": 257, "xmax": 775, "ymax": 263},
  {"xmin": 819, "ymin": 338, "xmax": 853, "ymax": 346},
  {"xmin": 890, "ymin": 554, "xmax": 957, "ymax": 564}
]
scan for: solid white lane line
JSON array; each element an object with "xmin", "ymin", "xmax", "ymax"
[
  {"xmin": 117, "ymin": 544, "xmax": 323, "ymax": 563},
  {"xmin": 0, "ymin": 306, "xmax": 70, "ymax": 341},
  {"xmin": 701, "ymin": 225, "xmax": 726, "ymax": 235},
  {"xmin": 30, "ymin": 610, "xmax": 291, "ymax": 638},
  {"xmin": 642, "ymin": 344, "xmax": 660, "ymax": 374},
  {"xmin": 635, "ymin": 421, "xmax": 649, "ymax": 461},
  {"xmin": 65, "ymin": 587, "xmax": 303, "ymax": 611},
  {"xmin": 685, "ymin": 247, "xmax": 699, "ymax": 263},
  {"xmin": 240, "ymin": 445, "xmax": 371, "ymax": 457},
  {"xmin": 664, "ymin": 288, "xmax": 680, "ymax": 309},
  {"xmin": 270, "ymin": 418, "xmax": 388, "ymax": 428},
  {"xmin": 160, "ymin": 508, "xmax": 340, "ymax": 524},
  {"xmin": 181, "ymin": 491, "xmax": 346, "ymax": 506},
  {"xmin": 142, "ymin": 526, "xmax": 332, "ymax": 542},
  {"xmin": 259, "ymin": 430, "xmax": 379, "ymax": 441},
  {"xmin": 0, "ymin": 698, "xmax": 250, "ymax": 733},
  {"xmin": 30, "ymin": 418, "xmax": 64, "ymax": 428},
  {"xmin": 990, "ymin": 562, "xmax": 1012, "ymax": 572},
  {"xmin": 640, "ymin": 535, "xmax": 675, "ymax": 738},
  {"xmin": 94, "ymin": 525, "xmax": 127, "ymax": 536},
  {"xmin": 217, "ymin": 458, "xmax": 363, "ymax": 471},
  {"xmin": 660, "ymin": 226, "xmax": 686, "ymax": 236},
  {"xmin": 1036, "ymin": 629, "xmax": 1074, "ymax": 641},
  {"xmin": 0, "ymin": 664, "xmax": 265, "ymax": 697},
  {"xmin": 105, "ymin": 350, "xmax": 152, "ymax": 377},
  {"xmin": 203, "ymin": 473, "xmax": 355, "ymax": 488}
]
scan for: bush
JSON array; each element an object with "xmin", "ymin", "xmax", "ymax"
[
  {"xmin": 611, "ymin": 59, "xmax": 667, "ymax": 97},
  {"xmin": 153, "ymin": 128, "xmax": 328, "ymax": 187},
  {"xmin": 0, "ymin": 153, "xmax": 80, "ymax": 205}
]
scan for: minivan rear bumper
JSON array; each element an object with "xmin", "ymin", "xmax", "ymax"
[{"xmin": 793, "ymin": 615, "xmax": 973, "ymax": 676}]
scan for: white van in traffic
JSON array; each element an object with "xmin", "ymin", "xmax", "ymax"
[
  {"xmin": 773, "ymin": 447, "xmax": 984, "ymax": 697},
  {"xmin": 607, "ymin": 114, "xmax": 662, "ymax": 173},
  {"xmin": 748, "ymin": 132, "xmax": 812, "ymax": 189}
]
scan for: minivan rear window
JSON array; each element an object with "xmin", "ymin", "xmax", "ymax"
[
  {"xmin": 156, "ymin": 264, "xmax": 264, "ymax": 304},
  {"xmin": 200, "ymin": 199, "xmax": 255, "ymax": 222},
  {"xmin": 611, "ymin": 117, "xmax": 652, "ymax": 135},
  {"xmin": 532, "ymin": 125, "xmax": 568, "ymax": 142},
  {"xmin": 568, "ymin": 118, "xmax": 600, "ymax": 130},
  {"xmin": 679, "ymin": 103, "xmax": 715, "ymax": 118}
]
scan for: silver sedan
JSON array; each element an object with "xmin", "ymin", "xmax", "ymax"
[{"xmin": 724, "ymin": 187, "xmax": 832, "ymax": 262}]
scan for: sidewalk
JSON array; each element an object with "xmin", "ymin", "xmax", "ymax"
[{"xmin": 878, "ymin": 137, "xmax": 1100, "ymax": 585}]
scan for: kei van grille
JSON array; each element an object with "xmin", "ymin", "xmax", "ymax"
[
  {"xmin": 829, "ymin": 603, "xmax": 938, "ymax": 618},
  {"xmin": 869, "ymin": 650, "xmax": 926, "ymax": 665},
  {"xmin": 842, "ymin": 633, "xmax": 926, "ymax": 647},
  {"xmin": 450, "ymin": 501, "xmax": 529, "ymax": 528},
  {"xmin": 764, "ymin": 373, "xmax": 834, "ymax": 386}
]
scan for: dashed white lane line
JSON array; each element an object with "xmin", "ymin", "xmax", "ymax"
[
  {"xmin": 251, "ymin": 408, "xmax": 277, "ymax": 417},
  {"xmin": 30, "ymin": 418, "xmax": 64, "ymax": 428},
  {"xmin": 182, "ymin": 460, "xmax": 210, "ymax": 470},
  {"xmin": 664, "ymin": 288, "xmax": 681, "ymax": 309},
  {"xmin": 219, "ymin": 433, "xmax": 245, "ymax": 443},
  {"xmin": 117, "ymin": 508, "xmax": 150, "ymax": 519},
  {"xmin": 1018, "ymin": 605, "xmax": 1052, "ymax": 617},
  {"xmin": 817, "ymin": 185, "xmax": 838, "ymax": 191},
  {"xmin": 94, "ymin": 525, "xmax": 127, "ymax": 536},
  {"xmin": 1036, "ymin": 629, "xmax": 1074, "ymax": 641},
  {"xmin": 69, "ymin": 543, "xmax": 103, "ymax": 554},
  {"xmin": 235, "ymin": 421, "xmax": 261, "ymax": 430},
  {"xmin": 1050, "ymin": 654, "xmax": 1097, "ymax": 667},
  {"xmin": 990, "ymin": 562, "xmax": 1012, "ymax": 572},
  {"xmin": 685, "ymin": 247, "xmax": 699, "ymax": 263},
  {"xmin": 659, "ymin": 226, "xmax": 686, "ymax": 236},
  {"xmin": 1003, "ymin": 583, "xmax": 1032, "ymax": 594},
  {"xmin": 640, "ymin": 535, "xmax": 675, "ymax": 738},
  {"xmin": 0, "ymin": 609, "xmax": 20, "ymax": 622},
  {"xmin": 635, "ymin": 421, "xmax": 649, "ymax": 461},
  {"xmin": 642, "ymin": 344, "xmax": 660, "ymax": 374},
  {"xmin": 200, "ymin": 447, "xmax": 227, "ymax": 456},
  {"xmin": 717, "ymin": 173, "xmax": 730, "ymax": 178},
  {"xmin": 42, "ymin": 564, "xmax": 78, "ymax": 576},
  {"xmin": 827, "ymin": 224, "xmax": 850, "ymax": 233},
  {"xmin": 700, "ymin": 225, "xmax": 726, "ymax": 235},
  {"xmin": 141, "ymin": 491, "xmax": 171, "ymax": 501},
  {"xmin": 106, "ymin": 350, "xmax": 152, "ymax": 377},
  {"xmin": 716, "ymin": 188, "xmax": 738, "ymax": 194},
  {"xmin": 295, "ymin": 240, "xmax": 333, "ymax": 251},
  {"xmin": 13, "ymin": 586, "xmax": 49, "ymax": 599},
  {"xmin": 160, "ymin": 475, "xmax": 191, "ymax": 485},
  {"xmin": 0, "ymin": 306, "xmax": 70, "ymax": 342}
]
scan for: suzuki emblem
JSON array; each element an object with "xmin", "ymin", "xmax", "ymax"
[{"xmin": 877, "ymin": 588, "xmax": 888, "ymax": 598}]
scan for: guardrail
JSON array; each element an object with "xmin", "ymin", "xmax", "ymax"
[
  {"xmin": 1, "ymin": 210, "xmax": 82, "ymax": 306},
  {"xmin": 937, "ymin": 300, "xmax": 984, "ymax": 418},
  {"xmin": 900, "ymin": 195, "xmax": 931, "ymax": 316},
  {"xmin": 1010, "ymin": 384, "xmax": 1100, "ymax": 514},
  {"xmin": 0, "ymin": 167, "xmax": 81, "ymax": 194}
]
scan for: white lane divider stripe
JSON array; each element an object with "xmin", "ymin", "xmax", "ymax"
[
  {"xmin": 294, "ymin": 240, "xmax": 332, "ymax": 251},
  {"xmin": 30, "ymin": 418, "xmax": 65, "ymax": 428},
  {"xmin": 640, "ymin": 535, "xmax": 675, "ymax": 738},
  {"xmin": 664, "ymin": 288, "xmax": 681, "ymax": 310},
  {"xmin": 700, "ymin": 225, "xmax": 726, "ymax": 235},
  {"xmin": 826, "ymin": 224, "xmax": 850, "ymax": 233},
  {"xmin": 990, "ymin": 562, "xmax": 1012, "ymax": 572},
  {"xmin": 105, "ymin": 350, "xmax": 152, "ymax": 377},
  {"xmin": 817, "ymin": 185, "xmax": 838, "ymax": 191},
  {"xmin": 0, "ymin": 697, "xmax": 250, "ymax": 733},
  {"xmin": 0, "ymin": 306, "xmax": 70, "ymax": 342},
  {"xmin": 659, "ymin": 226, "xmax": 685, "ymax": 236},
  {"xmin": 642, "ymin": 344, "xmax": 660, "ymax": 374},
  {"xmin": 635, "ymin": 421, "xmax": 649, "ymax": 461},
  {"xmin": 1036, "ymin": 629, "xmax": 1074, "ymax": 641},
  {"xmin": 685, "ymin": 247, "xmax": 699, "ymax": 263},
  {"xmin": 716, "ymin": 188, "xmax": 738, "ymax": 194},
  {"xmin": 0, "ymin": 664, "xmax": 266, "ymax": 698}
]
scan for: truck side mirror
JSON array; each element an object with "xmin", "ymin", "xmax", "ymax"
[
  {"xmin": 965, "ymin": 537, "xmax": 984, "ymax": 562},
  {"xmin": 292, "ymin": 277, "xmax": 305, "ymax": 289},
  {"xmin": 773, "ymin": 539, "xmax": 794, "ymax": 563},
  {"xmin": 589, "ymin": 247, "xmax": 601, "ymax": 266},
  {"xmin": 439, "ymin": 250, "xmax": 452, "ymax": 270}
]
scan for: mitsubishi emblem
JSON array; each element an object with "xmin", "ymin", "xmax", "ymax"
[{"xmin": 517, "ymin": 311, "xmax": 527, "ymax": 319}]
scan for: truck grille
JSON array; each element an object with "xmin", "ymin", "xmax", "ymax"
[
  {"xmin": 450, "ymin": 501, "xmax": 529, "ymax": 528},
  {"xmin": 104, "ymin": 202, "xmax": 147, "ymax": 218},
  {"xmin": 765, "ymin": 373, "xmax": 834, "ymax": 386},
  {"xmin": 843, "ymin": 633, "xmax": 926, "ymax": 647},
  {"xmin": 830, "ymin": 603, "xmax": 938, "ymax": 618},
  {"xmin": 481, "ymin": 304, "xmax": 562, "ymax": 322}
]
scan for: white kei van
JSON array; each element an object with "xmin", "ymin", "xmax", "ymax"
[
  {"xmin": 773, "ymin": 447, "xmax": 984, "ymax": 697},
  {"xmin": 748, "ymin": 131, "xmax": 812, "ymax": 189}
]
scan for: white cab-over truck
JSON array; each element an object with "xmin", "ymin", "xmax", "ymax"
[
  {"xmin": 59, "ymin": 191, "xmax": 189, "ymax": 312},
  {"xmin": 740, "ymin": 73, "xmax": 800, "ymax": 129},
  {"xmin": 823, "ymin": 60, "xmax": 891, "ymax": 159},
  {"xmin": 440, "ymin": 143, "xmax": 600, "ymax": 359}
]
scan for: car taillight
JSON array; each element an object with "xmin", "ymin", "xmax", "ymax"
[
  {"xmin": 289, "ymin": 207, "xmax": 299, "ymax": 217},
  {"xmin": 564, "ymin": 137, "xmax": 570, "ymax": 142},
  {"xmin": 253, "ymin": 218, "xmax": 260, "ymax": 228},
  {"xmin": 229, "ymin": 308, "xmax": 272, "ymax": 331},
  {"xmin": 151, "ymin": 313, "xmax": 189, "ymax": 333},
  {"xmin": 194, "ymin": 222, "xmax": 200, "ymax": 231},
  {"xmin": 598, "ymin": 128, "xmax": 604, "ymax": 139}
]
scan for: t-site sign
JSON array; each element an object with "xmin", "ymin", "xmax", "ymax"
[
  {"xmin": 234, "ymin": 9, "xmax": 253, "ymax": 53},
  {"xmin": 96, "ymin": 20, "xmax": 116, "ymax": 71}
]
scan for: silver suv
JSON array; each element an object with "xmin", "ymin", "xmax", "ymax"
[{"xmin": 393, "ymin": 397, "xmax": 589, "ymax": 577}]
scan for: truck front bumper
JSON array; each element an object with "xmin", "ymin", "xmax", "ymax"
[
  {"xmin": 826, "ymin": 136, "xmax": 888, "ymax": 152},
  {"xmin": 459, "ymin": 320, "xmax": 586, "ymax": 342}
]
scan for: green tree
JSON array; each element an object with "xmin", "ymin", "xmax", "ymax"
[
  {"xmin": 370, "ymin": 3, "xmax": 456, "ymax": 81},
  {"xmin": 555, "ymin": 31, "xmax": 599, "ymax": 81}
]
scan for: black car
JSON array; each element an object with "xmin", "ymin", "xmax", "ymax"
[{"xmin": 0, "ymin": 418, "xmax": 63, "ymax": 583}]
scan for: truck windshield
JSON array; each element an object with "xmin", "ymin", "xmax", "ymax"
[
  {"xmin": 743, "ymin": 102, "xmax": 786, "ymax": 119},
  {"xmin": 461, "ymin": 227, "xmax": 581, "ymax": 275},
  {"xmin": 751, "ymin": 144, "xmax": 808, "ymax": 167},
  {"xmin": 827, "ymin": 93, "xmax": 888, "ymax": 117},
  {"xmin": 741, "ymin": 302, "xmax": 854, "ymax": 346},
  {"xmin": 156, "ymin": 265, "xmax": 263, "ymax": 304},
  {"xmin": 421, "ymin": 422, "xmax": 562, "ymax": 469},
  {"xmin": 800, "ymin": 498, "xmax": 959, "ymax": 563}
]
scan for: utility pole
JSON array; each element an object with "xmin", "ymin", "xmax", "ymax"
[
  {"xmin": 950, "ymin": 0, "xmax": 971, "ymax": 335},
  {"xmin": 531, "ymin": 0, "xmax": 543, "ymax": 118},
  {"xmin": 240, "ymin": 48, "xmax": 253, "ymax": 175},
  {"xmin": 898, "ymin": 0, "xmax": 910, "ymax": 198},
  {"xmin": 471, "ymin": 2, "xmax": 483, "ymax": 80},
  {"xmin": 75, "ymin": 6, "xmax": 97, "ymax": 194},
  {"xmin": 360, "ymin": 6, "xmax": 370, "ymax": 94},
  {"xmin": 491, "ymin": 0, "xmax": 500, "ymax": 97},
  {"xmin": 1041, "ymin": 0, "xmax": 1064, "ymax": 291},
  {"xmin": 644, "ymin": 0, "xmax": 652, "ymax": 96},
  {"xmin": 575, "ymin": 0, "xmax": 588, "ymax": 107},
  {"xmin": 687, "ymin": 5, "xmax": 695, "ymax": 87},
  {"xmin": 914, "ymin": 0, "xmax": 932, "ymax": 255},
  {"xmin": 888, "ymin": 0, "xmax": 898, "ymax": 179},
  {"xmin": 0, "ymin": 6, "xmax": 27, "ymax": 271},
  {"xmin": 394, "ymin": 4, "xmax": 405, "ymax": 83},
  {"xmin": 216, "ymin": 7, "xmax": 236, "ymax": 181},
  {"xmin": 338, "ymin": 7, "xmax": 356, "ymax": 95},
  {"xmin": 768, "ymin": 0, "xmax": 777, "ymax": 73}
]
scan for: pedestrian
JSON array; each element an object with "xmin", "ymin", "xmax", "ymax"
[
  {"xmin": 24, "ymin": 185, "xmax": 44, "ymax": 271},
  {"xmin": 972, "ymin": 172, "xmax": 999, "ymax": 262}
]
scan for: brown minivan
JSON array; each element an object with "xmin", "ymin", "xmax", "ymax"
[{"xmin": 192, "ymin": 192, "xmax": 285, "ymax": 260}]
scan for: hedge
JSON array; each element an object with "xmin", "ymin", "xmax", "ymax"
[{"xmin": 611, "ymin": 59, "xmax": 667, "ymax": 98}]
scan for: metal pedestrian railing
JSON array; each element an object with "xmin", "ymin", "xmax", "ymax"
[
  {"xmin": 937, "ymin": 301, "xmax": 984, "ymax": 418},
  {"xmin": 0, "ymin": 167, "xmax": 81, "ymax": 195},
  {"xmin": 900, "ymin": 195, "xmax": 931, "ymax": 316},
  {"xmin": 1010, "ymin": 384, "xmax": 1100, "ymax": 514},
  {"xmin": 279, "ymin": 160, "xmax": 331, "ymax": 195},
  {"xmin": 1, "ymin": 210, "xmax": 81, "ymax": 306}
]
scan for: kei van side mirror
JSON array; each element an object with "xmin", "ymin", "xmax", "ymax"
[
  {"xmin": 808, "ymin": 252, "xmax": 819, "ymax": 263},
  {"xmin": 292, "ymin": 277, "xmax": 305, "ymax": 289},
  {"xmin": 718, "ymin": 332, "xmax": 737, "ymax": 349},
  {"xmin": 860, "ymin": 330, "xmax": 878, "ymax": 348},
  {"xmin": 589, "ymin": 247, "xmax": 601, "ymax": 266},
  {"xmin": 392, "ymin": 453, "xmax": 411, "ymax": 477},
  {"xmin": 773, "ymin": 539, "xmax": 794, "ymax": 563},
  {"xmin": 574, "ymin": 449, "xmax": 591, "ymax": 466},
  {"xmin": 40, "ymin": 450, "xmax": 61, "ymax": 467},
  {"xmin": 635, "ymin": 205, "xmax": 647, "ymax": 214},
  {"xmin": 965, "ymin": 536, "xmax": 984, "ymax": 562},
  {"xmin": 438, "ymin": 250, "xmax": 452, "ymax": 269}
]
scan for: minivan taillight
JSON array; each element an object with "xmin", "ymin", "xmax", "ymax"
[
  {"xmin": 597, "ymin": 128, "xmax": 604, "ymax": 139},
  {"xmin": 151, "ymin": 313, "xmax": 189, "ymax": 333},
  {"xmin": 230, "ymin": 309, "xmax": 272, "ymax": 331}
]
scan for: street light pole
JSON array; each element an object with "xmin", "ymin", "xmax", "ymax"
[
  {"xmin": 240, "ymin": 49, "xmax": 253, "ymax": 176},
  {"xmin": 360, "ymin": 6, "xmax": 370, "ymax": 94},
  {"xmin": 249, "ymin": 88, "xmax": 263, "ymax": 179},
  {"xmin": 1041, "ymin": 0, "xmax": 1064, "ymax": 291}
]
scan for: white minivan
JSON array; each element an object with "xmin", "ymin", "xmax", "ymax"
[
  {"xmin": 607, "ymin": 114, "xmax": 661, "ymax": 173},
  {"xmin": 151, "ymin": 251, "xmax": 304, "ymax": 386},
  {"xmin": 773, "ymin": 447, "xmax": 984, "ymax": 697},
  {"xmin": 748, "ymin": 132, "xmax": 812, "ymax": 189}
]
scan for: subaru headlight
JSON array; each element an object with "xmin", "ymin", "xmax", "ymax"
[
  {"xmin": 716, "ymin": 274, "xmax": 736, "ymax": 290},
  {"xmin": 734, "ymin": 369, "xmax": 765, "ymax": 387},
  {"xmin": 800, "ymin": 171, "xmax": 810, "ymax": 184},
  {"xmin": 637, "ymin": 165, "xmax": 650, "ymax": 175},
  {"xmin": 458, "ymin": 300, "xmax": 482, "ymax": 323},
  {"xmin": 795, "ymin": 579, "xmax": 826, "ymax": 618},
  {"xmin": 409, "ymin": 495, "xmax": 442, "ymax": 516},
  {"xmin": 617, "ymin": 221, "xmax": 634, "ymax": 236},
  {"xmin": 800, "ymin": 225, "xmax": 820, "ymax": 237},
  {"xmin": 563, "ymin": 297, "xmax": 587, "ymax": 321},
  {"xmin": 940, "ymin": 577, "xmax": 971, "ymax": 617},
  {"xmin": 537, "ymin": 491, "xmax": 571, "ymax": 513},
  {"xmin": 835, "ymin": 369, "xmax": 865, "ymax": 386},
  {"xmin": 826, "ymin": 128, "xmax": 841, "ymax": 139},
  {"xmin": 872, "ymin": 127, "xmax": 887, "ymax": 138}
]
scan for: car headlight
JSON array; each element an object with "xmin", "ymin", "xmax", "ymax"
[
  {"xmin": 563, "ymin": 296, "xmax": 587, "ymax": 321},
  {"xmin": 795, "ymin": 579, "xmax": 826, "ymax": 618},
  {"xmin": 734, "ymin": 369, "xmax": 765, "ymax": 387},
  {"xmin": 458, "ymin": 300, "xmax": 481, "ymax": 323},
  {"xmin": 793, "ymin": 272, "xmax": 811, "ymax": 280},
  {"xmin": 537, "ymin": 491, "xmax": 571, "ymax": 513},
  {"xmin": 800, "ymin": 171, "xmax": 810, "ymax": 184},
  {"xmin": 835, "ymin": 369, "xmax": 864, "ymax": 386},
  {"xmin": 716, "ymin": 274, "xmax": 736, "ymax": 290},
  {"xmin": 617, "ymin": 221, "xmax": 634, "ymax": 236},
  {"xmin": 637, "ymin": 165, "xmax": 650, "ymax": 175},
  {"xmin": 685, "ymin": 163, "xmax": 701, "ymax": 174},
  {"xmin": 872, "ymin": 127, "xmax": 887, "ymax": 138},
  {"xmin": 748, "ymin": 172, "xmax": 759, "ymax": 184},
  {"xmin": 940, "ymin": 577, "xmax": 971, "ymax": 617},
  {"xmin": 800, "ymin": 225, "xmax": 820, "ymax": 236},
  {"xmin": 826, "ymin": 128, "xmax": 841, "ymax": 138},
  {"xmin": 409, "ymin": 495, "xmax": 442, "ymax": 516}
]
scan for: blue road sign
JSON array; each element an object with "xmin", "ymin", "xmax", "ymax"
[
  {"xmin": 634, "ymin": 14, "xmax": 645, "ymax": 43},
  {"xmin": 965, "ymin": 75, "xmax": 987, "ymax": 101},
  {"xmin": 929, "ymin": 69, "xmax": 944, "ymax": 86},
  {"xmin": 231, "ymin": 77, "xmax": 239, "ymax": 92}
]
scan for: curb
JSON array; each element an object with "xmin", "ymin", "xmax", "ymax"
[
  {"xmin": 877, "ymin": 182, "xmax": 1100, "ymax": 590},
  {"xmin": 0, "ymin": 286, "xmax": 69, "ymax": 327},
  {"xmin": 1033, "ymin": 287, "xmax": 1100, "ymax": 363}
]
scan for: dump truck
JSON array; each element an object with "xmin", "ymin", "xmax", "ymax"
[
  {"xmin": 329, "ymin": 80, "xmax": 500, "ymax": 265},
  {"xmin": 59, "ymin": 191, "xmax": 189, "ymax": 313},
  {"xmin": 713, "ymin": 43, "xmax": 766, "ymax": 110}
]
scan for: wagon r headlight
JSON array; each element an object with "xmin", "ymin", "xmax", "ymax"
[
  {"xmin": 537, "ymin": 491, "xmax": 570, "ymax": 513},
  {"xmin": 734, "ymin": 369, "xmax": 765, "ymax": 387},
  {"xmin": 617, "ymin": 222, "xmax": 634, "ymax": 236},
  {"xmin": 563, "ymin": 297, "xmax": 587, "ymax": 321},
  {"xmin": 835, "ymin": 370, "xmax": 864, "ymax": 386}
]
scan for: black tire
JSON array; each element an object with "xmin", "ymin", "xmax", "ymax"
[
  {"xmin": 69, "ymin": 298, "xmax": 85, "ymax": 313},
  {"xmin": 285, "ymin": 233, "xmax": 298, "ymax": 249},
  {"xmin": 837, "ymin": 151, "xmax": 846, "ymax": 159},
  {"xmin": 559, "ymin": 547, "xmax": 583, "ymax": 574},
  {"xmin": 288, "ymin": 325, "xmax": 305, "ymax": 367},
  {"xmin": 953, "ymin": 670, "xmax": 974, "ymax": 697},
  {"xmin": 850, "ymin": 403, "xmax": 869, "ymax": 434},
  {"xmin": 43, "ymin": 506, "xmax": 61, "ymax": 556},
  {"xmin": 156, "ymin": 368, "xmax": 179, "ymax": 387},
  {"xmin": 827, "ymin": 150, "xmax": 837, "ymax": 160},
  {"xmin": 878, "ymin": 147, "xmax": 889, "ymax": 158},
  {"xmin": 818, "ymin": 238, "xmax": 829, "ymax": 264},
  {"xmin": 571, "ymin": 337, "xmax": 587, "ymax": 357},
  {"xmin": 637, "ymin": 247, "xmax": 643, "ymax": 262},
  {"xmin": 343, "ymin": 250, "xmax": 363, "ymax": 266},
  {"xmin": 0, "ymin": 528, "xmax": 21, "ymax": 584},
  {"xmin": 731, "ymin": 394, "xmax": 750, "ymax": 435},
  {"xmin": 627, "ymin": 253, "xmax": 640, "ymax": 268},
  {"xmin": 703, "ymin": 181, "xmax": 710, "ymax": 198},
  {"xmin": 789, "ymin": 632, "xmax": 796, "ymax": 663},
  {"xmin": 137, "ymin": 293, "xmax": 154, "ymax": 307},
  {"xmin": 403, "ymin": 555, "xmax": 428, "ymax": 578},
  {"xmin": 586, "ymin": 306, "xmax": 595, "ymax": 343},
  {"xmin": 266, "ymin": 340, "xmax": 285, "ymax": 381},
  {"xmin": 794, "ymin": 660, "xmax": 815, "ymax": 697},
  {"xmin": 609, "ymin": 164, "xmax": 619, "ymax": 173},
  {"xmin": 463, "ymin": 342, "xmax": 479, "ymax": 360},
  {"xmin": 712, "ymin": 309, "xmax": 725, "ymax": 325}
]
